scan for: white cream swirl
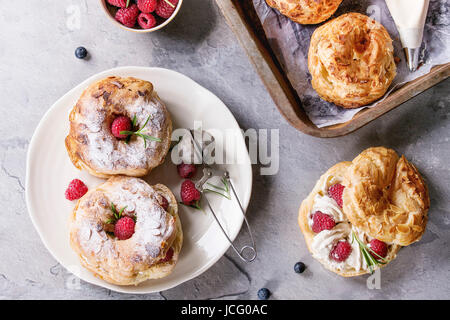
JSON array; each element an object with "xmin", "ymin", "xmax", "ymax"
[
  {"xmin": 309, "ymin": 175, "xmax": 370, "ymax": 272},
  {"xmin": 311, "ymin": 223, "xmax": 368, "ymax": 272}
]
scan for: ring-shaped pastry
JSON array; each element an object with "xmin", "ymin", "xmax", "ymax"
[
  {"xmin": 65, "ymin": 76, "xmax": 172, "ymax": 178},
  {"xmin": 69, "ymin": 176, "xmax": 183, "ymax": 285}
]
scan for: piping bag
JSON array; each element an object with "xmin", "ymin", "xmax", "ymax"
[{"xmin": 385, "ymin": 0, "xmax": 430, "ymax": 72}]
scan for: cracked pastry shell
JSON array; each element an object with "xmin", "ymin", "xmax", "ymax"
[
  {"xmin": 308, "ymin": 12, "xmax": 396, "ymax": 108},
  {"xmin": 343, "ymin": 147, "xmax": 429, "ymax": 246},
  {"xmin": 266, "ymin": 0, "xmax": 343, "ymax": 24}
]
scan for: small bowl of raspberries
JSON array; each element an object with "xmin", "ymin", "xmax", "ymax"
[{"xmin": 101, "ymin": 0, "xmax": 182, "ymax": 32}]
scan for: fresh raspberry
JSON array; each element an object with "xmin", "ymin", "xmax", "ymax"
[
  {"xmin": 111, "ymin": 116, "xmax": 132, "ymax": 139},
  {"xmin": 107, "ymin": 0, "xmax": 127, "ymax": 7},
  {"xmin": 330, "ymin": 241, "xmax": 352, "ymax": 262},
  {"xmin": 180, "ymin": 180, "xmax": 201, "ymax": 205},
  {"xmin": 138, "ymin": 13, "xmax": 157, "ymax": 29},
  {"xmin": 114, "ymin": 216, "xmax": 135, "ymax": 240},
  {"xmin": 155, "ymin": 0, "xmax": 179, "ymax": 19},
  {"xmin": 65, "ymin": 179, "xmax": 88, "ymax": 201},
  {"xmin": 159, "ymin": 195, "xmax": 169, "ymax": 211},
  {"xmin": 115, "ymin": 4, "xmax": 139, "ymax": 28},
  {"xmin": 159, "ymin": 248, "xmax": 174, "ymax": 263},
  {"xmin": 328, "ymin": 183, "xmax": 345, "ymax": 207},
  {"xmin": 177, "ymin": 163, "xmax": 197, "ymax": 179},
  {"xmin": 368, "ymin": 239, "xmax": 388, "ymax": 260},
  {"xmin": 311, "ymin": 211, "xmax": 336, "ymax": 233},
  {"xmin": 138, "ymin": 0, "xmax": 157, "ymax": 13}
]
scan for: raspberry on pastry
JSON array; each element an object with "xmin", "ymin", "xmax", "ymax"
[
  {"xmin": 111, "ymin": 116, "xmax": 132, "ymax": 139},
  {"xmin": 177, "ymin": 163, "xmax": 196, "ymax": 179},
  {"xmin": 328, "ymin": 183, "xmax": 344, "ymax": 207},
  {"xmin": 159, "ymin": 248, "xmax": 174, "ymax": 263},
  {"xmin": 138, "ymin": 13, "xmax": 157, "ymax": 29}
]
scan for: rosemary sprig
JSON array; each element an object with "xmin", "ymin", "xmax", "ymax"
[
  {"xmin": 204, "ymin": 177, "xmax": 231, "ymax": 200},
  {"xmin": 106, "ymin": 203, "xmax": 127, "ymax": 224},
  {"xmin": 120, "ymin": 115, "xmax": 161, "ymax": 148},
  {"xmin": 351, "ymin": 231, "xmax": 387, "ymax": 274}
]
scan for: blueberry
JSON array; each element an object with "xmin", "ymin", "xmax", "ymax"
[
  {"xmin": 294, "ymin": 262, "xmax": 306, "ymax": 274},
  {"xmin": 75, "ymin": 46, "xmax": 88, "ymax": 59},
  {"xmin": 257, "ymin": 288, "xmax": 271, "ymax": 300}
]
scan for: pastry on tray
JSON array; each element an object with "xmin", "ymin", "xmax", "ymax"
[
  {"xmin": 65, "ymin": 76, "xmax": 172, "ymax": 178},
  {"xmin": 308, "ymin": 13, "xmax": 396, "ymax": 108},
  {"xmin": 266, "ymin": 0, "xmax": 343, "ymax": 25},
  {"xmin": 69, "ymin": 176, "xmax": 182, "ymax": 286},
  {"xmin": 298, "ymin": 147, "xmax": 429, "ymax": 277}
]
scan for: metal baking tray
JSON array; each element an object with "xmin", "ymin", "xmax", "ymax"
[{"xmin": 216, "ymin": 0, "xmax": 450, "ymax": 137}]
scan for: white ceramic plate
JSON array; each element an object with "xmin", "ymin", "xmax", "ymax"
[{"xmin": 26, "ymin": 67, "xmax": 252, "ymax": 294}]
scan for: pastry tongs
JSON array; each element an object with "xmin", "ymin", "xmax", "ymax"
[{"xmin": 188, "ymin": 132, "xmax": 257, "ymax": 263}]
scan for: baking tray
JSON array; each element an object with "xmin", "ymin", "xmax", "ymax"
[{"xmin": 215, "ymin": 0, "xmax": 450, "ymax": 138}]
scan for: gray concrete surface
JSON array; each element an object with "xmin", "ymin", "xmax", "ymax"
[{"xmin": 0, "ymin": 1, "xmax": 449, "ymax": 300}]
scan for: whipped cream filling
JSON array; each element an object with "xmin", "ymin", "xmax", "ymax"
[
  {"xmin": 308, "ymin": 175, "xmax": 370, "ymax": 273},
  {"xmin": 84, "ymin": 96, "xmax": 166, "ymax": 171},
  {"xmin": 311, "ymin": 223, "xmax": 368, "ymax": 272}
]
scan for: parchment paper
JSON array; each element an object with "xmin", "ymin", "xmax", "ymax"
[{"xmin": 253, "ymin": 0, "xmax": 450, "ymax": 127}]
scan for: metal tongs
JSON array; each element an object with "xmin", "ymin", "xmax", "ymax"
[{"xmin": 188, "ymin": 131, "xmax": 257, "ymax": 262}]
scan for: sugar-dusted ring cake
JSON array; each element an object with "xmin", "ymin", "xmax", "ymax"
[
  {"xmin": 308, "ymin": 12, "xmax": 396, "ymax": 108},
  {"xmin": 65, "ymin": 76, "xmax": 172, "ymax": 178},
  {"xmin": 266, "ymin": 0, "xmax": 343, "ymax": 25},
  {"xmin": 298, "ymin": 147, "xmax": 429, "ymax": 277},
  {"xmin": 299, "ymin": 161, "xmax": 401, "ymax": 277},
  {"xmin": 69, "ymin": 176, "xmax": 183, "ymax": 286}
]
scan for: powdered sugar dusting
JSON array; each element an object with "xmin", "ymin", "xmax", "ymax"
[{"xmin": 80, "ymin": 92, "xmax": 168, "ymax": 171}]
